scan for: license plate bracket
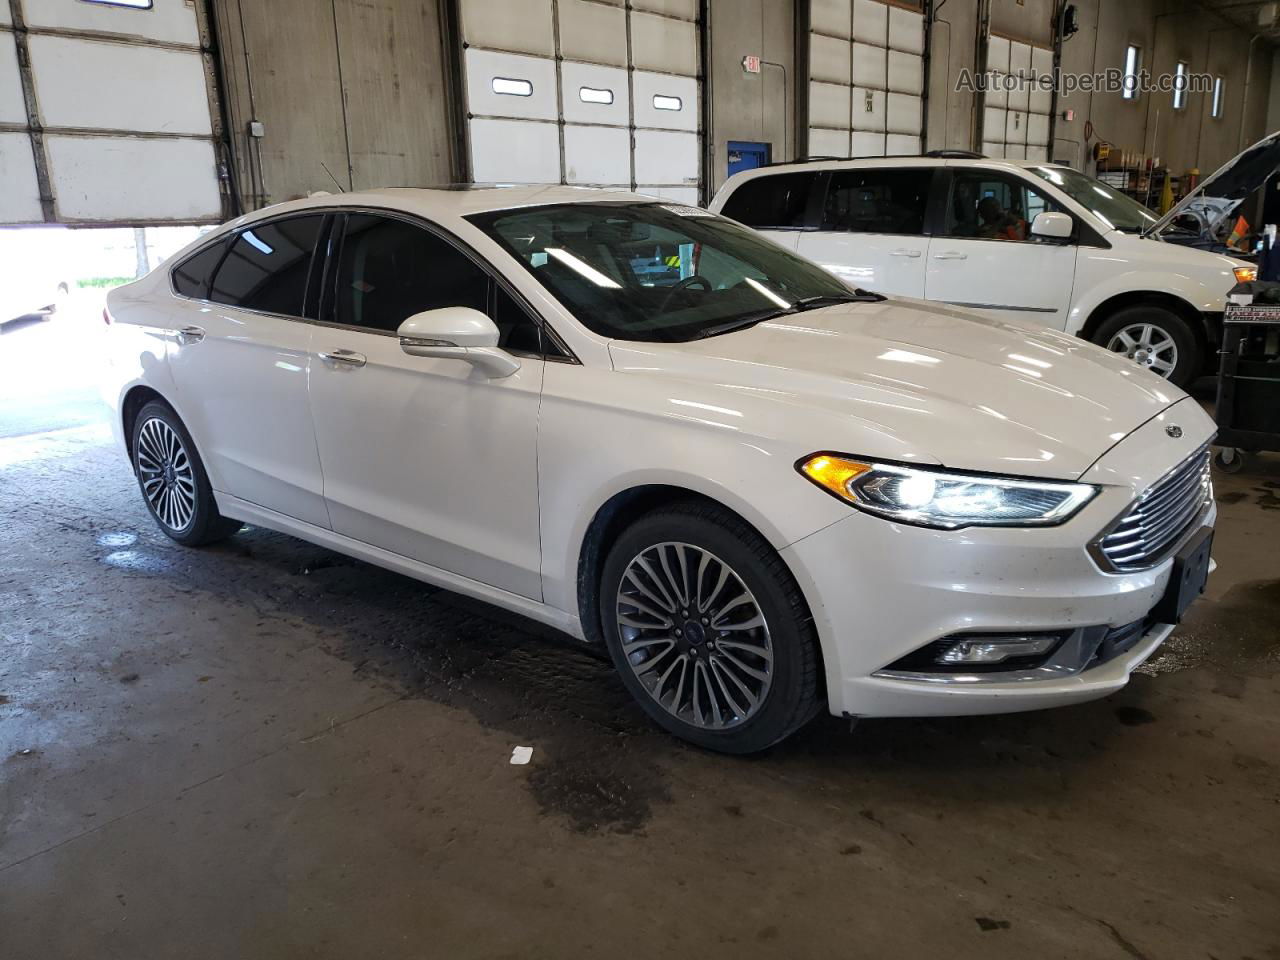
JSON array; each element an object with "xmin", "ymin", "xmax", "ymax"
[{"xmin": 1151, "ymin": 527, "xmax": 1213, "ymax": 624}]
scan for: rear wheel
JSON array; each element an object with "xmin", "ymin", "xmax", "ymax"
[
  {"xmin": 131, "ymin": 401, "xmax": 241, "ymax": 546},
  {"xmin": 1094, "ymin": 305, "xmax": 1200, "ymax": 387},
  {"xmin": 598, "ymin": 502, "xmax": 823, "ymax": 753}
]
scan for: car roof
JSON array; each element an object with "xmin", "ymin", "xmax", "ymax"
[
  {"xmin": 222, "ymin": 184, "xmax": 660, "ymax": 231},
  {"xmin": 722, "ymin": 155, "xmax": 1061, "ymax": 182}
]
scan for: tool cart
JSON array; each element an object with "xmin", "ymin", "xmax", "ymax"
[{"xmin": 1214, "ymin": 282, "xmax": 1280, "ymax": 472}]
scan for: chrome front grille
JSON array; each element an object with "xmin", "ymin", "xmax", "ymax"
[{"xmin": 1094, "ymin": 445, "xmax": 1212, "ymax": 572}]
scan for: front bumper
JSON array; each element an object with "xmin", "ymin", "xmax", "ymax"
[{"xmin": 782, "ymin": 401, "xmax": 1216, "ymax": 718}]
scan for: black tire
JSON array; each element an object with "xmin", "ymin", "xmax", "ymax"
[
  {"xmin": 131, "ymin": 400, "xmax": 241, "ymax": 546},
  {"xmin": 1092, "ymin": 305, "xmax": 1201, "ymax": 388},
  {"xmin": 598, "ymin": 501, "xmax": 823, "ymax": 754}
]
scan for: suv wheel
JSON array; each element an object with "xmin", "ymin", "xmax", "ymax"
[
  {"xmin": 1094, "ymin": 305, "xmax": 1201, "ymax": 387},
  {"xmin": 598, "ymin": 501, "xmax": 823, "ymax": 753}
]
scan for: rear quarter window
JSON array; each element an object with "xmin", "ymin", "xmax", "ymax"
[
  {"xmin": 208, "ymin": 215, "xmax": 325, "ymax": 316},
  {"xmin": 719, "ymin": 172, "xmax": 815, "ymax": 229},
  {"xmin": 171, "ymin": 241, "xmax": 226, "ymax": 300}
]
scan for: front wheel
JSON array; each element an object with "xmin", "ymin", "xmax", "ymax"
[
  {"xmin": 1094, "ymin": 306, "xmax": 1201, "ymax": 388},
  {"xmin": 598, "ymin": 502, "xmax": 823, "ymax": 753},
  {"xmin": 131, "ymin": 400, "xmax": 241, "ymax": 546}
]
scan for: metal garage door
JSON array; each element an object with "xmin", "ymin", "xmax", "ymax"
[
  {"xmin": 807, "ymin": 0, "xmax": 925, "ymax": 159},
  {"xmin": 981, "ymin": 34, "xmax": 1052, "ymax": 162},
  {"xmin": 0, "ymin": 0, "xmax": 225, "ymax": 225},
  {"xmin": 459, "ymin": 0, "xmax": 701, "ymax": 204}
]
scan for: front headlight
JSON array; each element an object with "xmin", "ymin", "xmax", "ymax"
[
  {"xmin": 798, "ymin": 454, "xmax": 1097, "ymax": 529},
  {"xmin": 1234, "ymin": 266, "xmax": 1257, "ymax": 284}
]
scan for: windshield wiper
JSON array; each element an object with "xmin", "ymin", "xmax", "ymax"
[
  {"xmin": 691, "ymin": 291, "xmax": 885, "ymax": 340},
  {"xmin": 691, "ymin": 309, "xmax": 791, "ymax": 340},
  {"xmin": 792, "ymin": 290, "xmax": 885, "ymax": 310}
]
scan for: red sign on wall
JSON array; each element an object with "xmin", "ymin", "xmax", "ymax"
[{"xmin": 742, "ymin": 55, "xmax": 761, "ymax": 74}]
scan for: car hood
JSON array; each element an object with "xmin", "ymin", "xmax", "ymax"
[
  {"xmin": 608, "ymin": 298, "xmax": 1187, "ymax": 481},
  {"xmin": 1147, "ymin": 130, "xmax": 1280, "ymax": 238},
  {"xmin": 1112, "ymin": 229, "xmax": 1252, "ymax": 271}
]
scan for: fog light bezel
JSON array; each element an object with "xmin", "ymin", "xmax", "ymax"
[{"xmin": 880, "ymin": 631, "xmax": 1070, "ymax": 675}]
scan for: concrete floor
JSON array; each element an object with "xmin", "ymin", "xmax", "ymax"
[{"xmin": 2, "ymin": 303, "xmax": 1278, "ymax": 959}]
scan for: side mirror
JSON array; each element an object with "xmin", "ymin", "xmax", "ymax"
[
  {"xmin": 1030, "ymin": 211, "xmax": 1074, "ymax": 242},
  {"xmin": 397, "ymin": 307, "xmax": 521, "ymax": 379}
]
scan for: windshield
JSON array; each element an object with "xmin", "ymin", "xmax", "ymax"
[
  {"xmin": 466, "ymin": 202, "xmax": 870, "ymax": 342},
  {"xmin": 1027, "ymin": 165, "xmax": 1160, "ymax": 234}
]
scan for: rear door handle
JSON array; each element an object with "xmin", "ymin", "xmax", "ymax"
[
  {"xmin": 890, "ymin": 248, "xmax": 922, "ymax": 258},
  {"xmin": 319, "ymin": 349, "xmax": 367, "ymax": 368},
  {"xmin": 177, "ymin": 325, "xmax": 205, "ymax": 345},
  {"xmin": 932, "ymin": 251, "xmax": 968, "ymax": 261}
]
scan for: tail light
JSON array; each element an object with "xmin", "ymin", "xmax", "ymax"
[{"xmin": 102, "ymin": 307, "xmax": 112, "ymax": 326}]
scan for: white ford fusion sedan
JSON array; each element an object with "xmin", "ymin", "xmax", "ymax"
[{"xmin": 103, "ymin": 185, "xmax": 1216, "ymax": 753}]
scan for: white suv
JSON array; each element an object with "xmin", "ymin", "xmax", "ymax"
[{"xmin": 709, "ymin": 154, "xmax": 1255, "ymax": 387}]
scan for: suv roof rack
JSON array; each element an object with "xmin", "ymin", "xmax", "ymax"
[
  {"xmin": 760, "ymin": 155, "xmax": 844, "ymax": 167},
  {"xmin": 759, "ymin": 150, "xmax": 988, "ymax": 169}
]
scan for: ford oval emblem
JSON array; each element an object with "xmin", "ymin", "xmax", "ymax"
[{"xmin": 1166, "ymin": 425, "xmax": 1183, "ymax": 438}]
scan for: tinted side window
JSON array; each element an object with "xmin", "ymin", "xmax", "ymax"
[
  {"xmin": 492, "ymin": 283, "xmax": 543, "ymax": 354},
  {"xmin": 719, "ymin": 173, "xmax": 815, "ymax": 228},
  {"xmin": 209, "ymin": 215, "xmax": 324, "ymax": 315},
  {"xmin": 334, "ymin": 215, "xmax": 488, "ymax": 334},
  {"xmin": 945, "ymin": 172, "xmax": 1061, "ymax": 242},
  {"xmin": 821, "ymin": 169, "xmax": 932, "ymax": 235},
  {"xmin": 171, "ymin": 241, "xmax": 226, "ymax": 299}
]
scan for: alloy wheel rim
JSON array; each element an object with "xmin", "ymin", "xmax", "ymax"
[
  {"xmin": 1106, "ymin": 323, "xmax": 1178, "ymax": 378},
  {"xmin": 615, "ymin": 542, "xmax": 773, "ymax": 730},
  {"xmin": 136, "ymin": 417, "xmax": 196, "ymax": 533}
]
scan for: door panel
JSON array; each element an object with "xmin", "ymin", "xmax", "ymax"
[
  {"xmin": 796, "ymin": 166, "xmax": 931, "ymax": 296},
  {"xmin": 171, "ymin": 309, "xmax": 327, "ymax": 525},
  {"xmin": 309, "ymin": 336, "xmax": 544, "ymax": 598},
  {"xmin": 926, "ymin": 238, "xmax": 1074, "ymax": 326},
  {"xmin": 168, "ymin": 215, "xmax": 329, "ymax": 526},
  {"xmin": 308, "ymin": 214, "xmax": 544, "ymax": 599},
  {"xmin": 926, "ymin": 170, "xmax": 1076, "ymax": 328},
  {"xmin": 799, "ymin": 231, "xmax": 926, "ymax": 294}
]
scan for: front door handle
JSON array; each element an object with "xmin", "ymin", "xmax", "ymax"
[
  {"xmin": 890, "ymin": 248, "xmax": 922, "ymax": 258},
  {"xmin": 932, "ymin": 251, "xmax": 968, "ymax": 261},
  {"xmin": 177, "ymin": 325, "xmax": 205, "ymax": 345},
  {"xmin": 319, "ymin": 349, "xmax": 367, "ymax": 368}
]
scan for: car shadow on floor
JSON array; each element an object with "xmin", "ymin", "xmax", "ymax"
[{"xmin": 108, "ymin": 520, "xmax": 1239, "ymax": 815}]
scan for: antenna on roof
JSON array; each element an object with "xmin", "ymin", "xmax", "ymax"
[{"xmin": 319, "ymin": 162, "xmax": 347, "ymax": 193}]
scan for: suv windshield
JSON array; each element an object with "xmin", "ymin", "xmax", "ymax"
[
  {"xmin": 1027, "ymin": 165, "xmax": 1160, "ymax": 234},
  {"xmin": 466, "ymin": 202, "xmax": 872, "ymax": 342}
]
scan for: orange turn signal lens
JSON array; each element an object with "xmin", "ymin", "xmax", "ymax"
[
  {"xmin": 799, "ymin": 455, "xmax": 873, "ymax": 502},
  {"xmin": 1234, "ymin": 266, "xmax": 1257, "ymax": 284}
]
